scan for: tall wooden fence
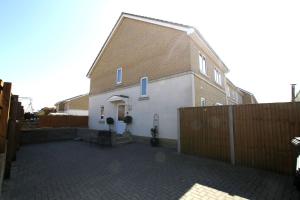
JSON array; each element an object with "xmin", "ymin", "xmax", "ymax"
[
  {"xmin": 179, "ymin": 102, "xmax": 300, "ymax": 174},
  {"xmin": 0, "ymin": 79, "xmax": 24, "ymax": 193},
  {"xmin": 38, "ymin": 115, "xmax": 88, "ymax": 128}
]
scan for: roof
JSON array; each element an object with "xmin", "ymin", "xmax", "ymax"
[
  {"xmin": 87, "ymin": 12, "xmax": 229, "ymax": 78},
  {"xmin": 238, "ymin": 87, "xmax": 258, "ymax": 103},
  {"xmin": 55, "ymin": 94, "xmax": 89, "ymax": 105}
]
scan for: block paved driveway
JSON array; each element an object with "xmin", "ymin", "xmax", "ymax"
[{"xmin": 2, "ymin": 141, "xmax": 299, "ymax": 200}]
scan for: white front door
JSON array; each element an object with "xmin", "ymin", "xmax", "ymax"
[{"xmin": 116, "ymin": 104, "xmax": 126, "ymax": 134}]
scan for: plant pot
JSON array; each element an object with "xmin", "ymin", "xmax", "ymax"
[{"xmin": 150, "ymin": 138, "xmax": 159, "ymax": 147}]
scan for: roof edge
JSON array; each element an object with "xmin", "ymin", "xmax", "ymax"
[{"xmin": 55, "ymin": 93, "xmax": 89, "ymax": 105}]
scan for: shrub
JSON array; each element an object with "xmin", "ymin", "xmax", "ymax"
[
  {"xmin": 106, "ymin": 117, "xmax": 114, "ymax": 125},
  {"xmin": 124, "ymin": 116, "xmax": 132, "ymax": 124}
]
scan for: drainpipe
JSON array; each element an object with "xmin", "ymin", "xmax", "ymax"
[{"xmin": 291, "ymin": 84, "xmax": 296, "ymax": 102}]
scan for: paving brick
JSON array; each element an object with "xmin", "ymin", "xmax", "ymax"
[{"xmin": 1, "ymin": 141, "xmax": 299, "ymax": 200}]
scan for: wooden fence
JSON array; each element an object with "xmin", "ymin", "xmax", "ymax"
[
  {"xmin": 38, "ymin": 115, "xmax": 88, "ymax": 128},
  {"xmin": 179, "ymin": 102, "xmax": 300, "ymax": 174},
  {"xmin": 0, "ymin": 79, "xmax": 24, "ymax": 192}
]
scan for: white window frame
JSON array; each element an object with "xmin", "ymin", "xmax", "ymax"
[
  {"xmin": 214, "ymin": 68, "xmax": 222, "ymax": 86},
  {"xmin": 140, "ymin": 77, "xmax": 148, "ymax": 97},
  {"xmin": 116, "ymin": 67, "xmax": 122, "ymax": 84},
  {"xmin": 200, "ymin": 97, "xmax": 206, "ymax": 107},
  {"xmin": 199, "ymin": 54, "xmax": 207, "ymax": 75}
]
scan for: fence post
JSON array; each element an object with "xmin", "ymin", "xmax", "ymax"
[
  {"xmin": 4, "ymin": 95, "xmax": 18, "ymax": 179},
  {"xmin": 0, "ymin": 82, "xmax": 11, "ymax": 153},
  {"xmin": 0, "ymin": 81, "xmax": 11, "ymax": 194},
  {"xmin": 177, "ymin": 108, "xmax": 181, "ymax": 153},
  {"xmin": 228, "ymin": 105, "xmax": 235, "ymax": 165}
]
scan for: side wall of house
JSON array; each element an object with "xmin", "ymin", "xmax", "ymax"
[
  {"xmin": 194, "ymin": 74, "xmax": 227, "ymax": 106},
  {"xmin": 89, "ymin": 73, "xmax": 193, "ymax": 140},
  {"xmin": 68, "ymin": 95, "xmax": 89, "ymax": 110},
  {"xmin": 90, "ymin": 17, "xmax": 191, "ymax": 95},
  {"xmin": 189, "ymin": 39, "xmax": 227, "ymax": 106}
]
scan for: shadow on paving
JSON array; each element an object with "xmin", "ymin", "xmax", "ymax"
[{"xmin": 1, "ymin": 141, "xmax": 299, "ymax": 200}]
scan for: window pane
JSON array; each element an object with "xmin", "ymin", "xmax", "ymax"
[
  {"xmin": 202, "ymin": 57, "xmax": 206, "ymax": 74},
  {"xmin": 199, "ymin": 55, "xmax": 202, "ymax": 69},
  {"xmin": 117, "ymin": 68, "xmax": 122, "ymax": 83},
  {"xmin": 141, "ymin": 78, "xmax": 147, "ymax": 96}
]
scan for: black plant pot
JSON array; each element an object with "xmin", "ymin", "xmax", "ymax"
[{"xmin": 150, "ymin": 138, "xmax": 159, "ymax": 147}]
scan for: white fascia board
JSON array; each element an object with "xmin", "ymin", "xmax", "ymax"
[{"xmin": 123, "ymin": 14, "xmax": 192, "ymax": 33}]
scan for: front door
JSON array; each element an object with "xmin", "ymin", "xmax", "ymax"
[{"xmin": 116, "ymin": 104, "xmax": 126, "ymax": 134}]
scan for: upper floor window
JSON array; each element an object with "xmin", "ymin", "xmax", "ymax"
[
  {"xmin": 214, "ymin": 69, "xmax": 222, "ymax": 85},
  {"xmin": 200, "ymin": 97, "xmax": 206, "ymax": 107},
  {"xmin": 199, "ymin": 54, "xmax": 207, "ymax": 75},
  {"xmin": 140, "ymin": 77, "xmax": 148, "ymax": 97},
  {"xmin": 116, "ymin": 67, "xmax": 122, "ymax": 84}
]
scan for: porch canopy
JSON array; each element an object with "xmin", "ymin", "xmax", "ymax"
[{"xmin": 107, "ymin": 95, "xmax": 129, "ymax": 103}]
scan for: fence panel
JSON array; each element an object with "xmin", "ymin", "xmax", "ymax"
[
  {"xmin": 234, "ymin": 103, "xmax": 300, "ymax": 174},
  {"xmin": 38, "ymin": 115, "xmax": 88, "ymax": 128},
  {"xmin": 180, "ymin": 102, "xmax": 300, "ymax": 174},
  {"xmin": 180, "ymin": 106, "xmax": 230, "ymax": 162}
]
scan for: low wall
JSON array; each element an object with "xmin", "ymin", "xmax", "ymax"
[
  {"xmin": 21, "ymin": 128, "xmax": 78, "ymax": 144},
  {"xmin": 21, "ymin": 128, "xmax": 178, "ymax": 149}
]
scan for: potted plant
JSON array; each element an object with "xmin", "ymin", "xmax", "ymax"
[
  {"xmin": 124, "ymin": 115, "xmax": 132, "ymax": 126},
  {"xmin": 150, "ymin": 126, "xmax": 159, "ymax": 146},
  {"xmin": 123, "ymin": 115, "xmax": 133, "ymax": 136},
  {"xmin": 106, "ymin": 117, "xmax": 114, "ymax": 131}
]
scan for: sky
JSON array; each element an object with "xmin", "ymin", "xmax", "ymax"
[{"xmin": 1, "ymin": 0, "xmax": 300, "ymax": 111}]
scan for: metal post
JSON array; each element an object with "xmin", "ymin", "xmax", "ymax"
[{"xmin": 228, "ymin": 106, "xmax": 235, "ymax": 165}]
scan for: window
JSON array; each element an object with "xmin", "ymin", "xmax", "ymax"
[
  {"xmin": 200, "ymin": 97, "xmax": 206, "ymax": 107},
  {"xmin": 100, "ymin": 106, "xmax": 104, "ymax": 120},
  {"xmin": 116, "ymin": 67, "xmax": 122, "ymax": 84},
  {"xmin": 199, "ymin": 54, "xmax": 207, "ymax": 75},
  {"xmin": 140, "ymin": 77, "xmax": 148, "ymax": 97},
  {"xmin": 226, "ymin": 87, "xmax": 230, "ymax": 97},
  {"xmin": 214, "ymin": 69, "xmax": 222, "ymax": 85}
]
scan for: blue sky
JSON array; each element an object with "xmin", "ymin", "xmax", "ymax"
[{"xmin": 1, "ymin": 0, "xmax": 300, "ymax": 111}]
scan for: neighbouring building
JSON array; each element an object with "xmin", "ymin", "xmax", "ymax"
[
  {"xmin": 55, "ymin": 94, "xmax": 89, "ymax": 116},
  {"xmin": 225, "ymin": 79, "xmax": 257, "ymax": 105},
  {"xmin": 295, "ymin": 90, "xmax": 300, "ymax": 102},
  {"xmin": 87, "ymin": 12, "xmax": 257, "ymax": 146}
]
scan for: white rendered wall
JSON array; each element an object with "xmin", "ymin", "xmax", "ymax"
[
  {"xmin": 66, "ymin": 109, "xmax": 88, "ymax": 116},
  {"xmin": 89, "ymin": 73, "xmax": 193, "ymax": 140}
]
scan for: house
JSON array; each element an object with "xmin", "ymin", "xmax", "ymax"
[
  {"xmin": 87, "ymin": 12, "xmax": 257, "ymax": 147},
  {"xmin": 226, "ymin": 79, "xmax": 257, "ymax": 105},
  {"xmin": 55, "ymin": 94, "xmax": 89, "ymax": 116}
]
